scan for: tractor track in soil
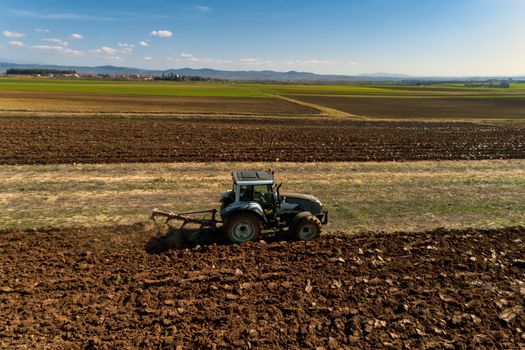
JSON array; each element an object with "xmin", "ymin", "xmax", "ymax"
[
  {"xmin": 1, "ymin": 224, "xmax": 524, "ymax": 349},
  {"xmin": 0, "ymin": 116, "xmax": 524, "ymax": 164}
]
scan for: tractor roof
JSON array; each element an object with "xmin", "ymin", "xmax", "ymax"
[{"xmin": 232, "ymin": 170, "xmax": 274, "ymax": 185}]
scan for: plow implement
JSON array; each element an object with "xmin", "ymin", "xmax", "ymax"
[{"xmin": 150, "ymin": 208, "xmax": 221, "ymax": 232}]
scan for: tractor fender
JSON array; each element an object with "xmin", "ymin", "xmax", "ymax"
[
  {"xmin": 221, "ymin": 202, "xmax": 267, "ymax": 223},
  {"xmin": 289, "ymin": 211, "xmax": 313, "ymax": 231}
]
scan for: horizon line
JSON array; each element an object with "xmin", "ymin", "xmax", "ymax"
[{"xmin": 0, "ymin": 59, "xmax": 524, "ymax": 79}]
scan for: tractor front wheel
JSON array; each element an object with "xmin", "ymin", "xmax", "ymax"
[
  {"xmin": 224, "ymin": 212, "xmax": 262, "ymax": 243},
  {"xmin": 293, "ymin": 215, "xmax": 321, "ymax": 241}
]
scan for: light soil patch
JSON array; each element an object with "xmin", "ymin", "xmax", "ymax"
[
  {"xmin": 0, "ymin": 91, "xmax": 319, "ymax": 115},
  {"xmin": 1, "ymin": 160, "xmax": 524, "ymax": 232}
]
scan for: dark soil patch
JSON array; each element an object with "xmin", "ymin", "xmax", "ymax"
[
  {"xmin": 293, "ymin": 95, "xmax": 525, "ymax": 119},
  {"xmin": 1, "ymin": 224, "xmax": 524, "ymax": 348},
  {"xmin": 0, "ymin": 117, "xmax": 524, "ymax": 164}
]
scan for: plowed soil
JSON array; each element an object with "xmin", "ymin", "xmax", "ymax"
[
  {"xmin": 1, "ymin": 225, "xmax": 524, "ymax": 349},
  {"xmin": 1, "ymin": 117, "xmax": 524, "ymax": 164}
]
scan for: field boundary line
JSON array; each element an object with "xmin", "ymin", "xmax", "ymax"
[{"xmin": 267, "ymin": 93, "xmax": 367, "ymax": 119}]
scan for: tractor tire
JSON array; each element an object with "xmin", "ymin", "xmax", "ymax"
[
  {"xmin": 293, "ymin": 215, "xmax": 322, "ymax": 241},
  {"xmin": 224, "ymin": 212, "xmax": 262, "ymax": 244}
]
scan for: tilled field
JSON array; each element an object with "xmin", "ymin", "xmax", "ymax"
[
  {"xmin": 1, "ymin": 225, "xmax": 524, "ymax": 349},
  {"xmin": 291, "ymin": 95, "xmax": 525, "ymax": 120},
  {"xmin": 0, "ymin": 117, "xmax": 524, "ymax": 164}
]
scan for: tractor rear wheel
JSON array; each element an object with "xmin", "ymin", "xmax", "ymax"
[
  {"xmin": 224, "ymin": 212, "xmax": 262, "ymax": 243},
  {"xmin": 293, "ymin": 215, "xmax": 321, "ymax": 241}
]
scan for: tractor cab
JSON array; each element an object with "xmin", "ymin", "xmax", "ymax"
[{"xmin": 221, "ymin": 170, "xmax": 278, "ymax": 219}]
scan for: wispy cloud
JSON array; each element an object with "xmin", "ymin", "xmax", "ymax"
[
  {"xmin": 8, "ymin": 41, "xmax": 25, "ymax": 47},
  {"xmin": 180, "ymin": 52, "xmax": 231, "ymax": 64},
  {"xmin": 32, "ymin": 45, "xmax": 85, "ymax": 57},
  {"xmin": 3, "ymin": 30, "xmax": 26, "ymax": 38},
  {"xmin": 70, "ymin": 33, "xmax": 83, "ymax": 39},
  {"xmin": 143, "ymin": 56, "xmax": 152, "ymax": 61},
  {"xmin": 10, "ymin": 38, "xmax": 128, "ymax": 60},
  {"xmin": 42, "ymin": 38, "xmax": 69, "ymax": 46},
  {"xmin": 139, "ymin": 40, "xmax": 150, "ymax": 47},
  {"xmin": 35, "ymin": 28, "xmax": 50, "ymax": 33},
  {"xmin": 151, "ymin": 30, "xmax": 173, "ymax": 38},
  {"xmin": 284, "ymin": 59, "xmax": 338, "ymax": 66},
  {"xmin": 118, "ymin": 43, "xmax": 134, "ymax": 54},
  {"xmin": 11, "ymin": 9, "xmax": 114, "ymax": 21},
  {"xmin": 196, "ymin": 5, "xmax": 211, "ymax": 12},
  {"xmin": 240, "ymin": 58, "xmax": 275, "ymax": 66}
]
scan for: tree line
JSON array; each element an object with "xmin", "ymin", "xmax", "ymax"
[{"xmin": 6, "ymin": 68, "xmax": 76, "ymax": 75}]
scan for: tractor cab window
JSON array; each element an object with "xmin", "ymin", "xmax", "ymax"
[{"xmin": 240, "ymin": 185, "xmax": 273, "ymax": 205}]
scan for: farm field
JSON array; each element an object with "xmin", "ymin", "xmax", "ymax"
[
  {"xmin": 1, "ymin": 224, "xmax": 524, "ymax": 348},
  {"xmin": 1, "ymin": 77, "xmax": 525, "ymax": 349},
  {"xmin": 0, "ymin": 116, "xmax": 524, "ymax": 164},
  {"xmin": 2, "ymin": 78, "xmax": 525, "ymax": 124},
  {"xmin": 1, "ymin": 161, "xmax": 524, "ymax": 231}
]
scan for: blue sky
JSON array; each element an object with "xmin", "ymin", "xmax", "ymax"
[{"xmin": 1, "ymin": 0, "xmax": 524, "ymax": 76}]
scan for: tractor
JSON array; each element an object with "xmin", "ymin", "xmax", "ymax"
[{"xmin": 151, "ymin": 170, "xmax": 328, "ymax": 243}]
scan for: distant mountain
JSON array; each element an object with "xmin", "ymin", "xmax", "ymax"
[{"xmin": 0, "ymin": 61, "xmax": 522, "ymax": 82}]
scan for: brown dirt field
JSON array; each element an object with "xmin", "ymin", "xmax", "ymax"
[
  {"xmin": 0, "ymin": 91, "xmax": 319, "ymax": 115},
  {"xmin": 0, "ymin": 117, "xmax": 524, "ymax": 164},
  {"xmin": 1, "ymin": 224, "xmax": 524, "ymax": 348},
  {"xmin": 291, "ymin": 95, "xmax": 525, "ymax": 120}
]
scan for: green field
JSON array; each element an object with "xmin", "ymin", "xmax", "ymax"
[
  {"xmin": 0, "ymin": 78, "xmax": 268, "ymax": 98},
  {"xmin": 1, "ymin": 77, "xmax": 525, "ymax": 98}
]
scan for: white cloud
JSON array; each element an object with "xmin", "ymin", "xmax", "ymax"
[
  {"xmin": 166, "ymin": 57, "xmax": 181, "ymax": 62},
  {"xmin": 150, "ymin": 30, "xmax": 173, "ymax": 38},
  {"xmin": 181, "ymin": 52, "xmax": 193, "ymax": 58},
  {"xmin": 42, "ymin": 38, "xmax": 69, "ymax": 46},
  {"xmin": 348, "ymin": 61, "xmax": 358, "ymax": 65},
  {"xmin": 143, "ymin": 56, "xmax": 152, "ymax": 61},
  {"xmin": 35, "ymin": 28, "xmax": 50, "ymax": 33},
  {"xmin": 70, "ymin": 33, "xmax": 83, "ymax": 39},
  {"xmin": 95, "ymin": 46, "xmax": 118, "ymax": 55},
  {"xmin": 139, "ymin": 40, "xmax": 149, "ymax": 47},
  {"xmin": 32, "ymin": 45, "xmax": 84, "ymax": 57},
  {"xmin": 8, "ymin": 41, "xmax": 25, "ymax": 47},
  {"xmin": 196, "ymin": 5, "xmax": 210, "ymax": 12},
  {"xmin": 118, "ymin": 43, "xmax": 134, "ymax": 48},
  {"xmin": 87, "ymin": 46, "xmax": 122, "ymax": 60},
  {"xmin": 3, "ymin": 30, "xmax": 26, "ymax": 38}
]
